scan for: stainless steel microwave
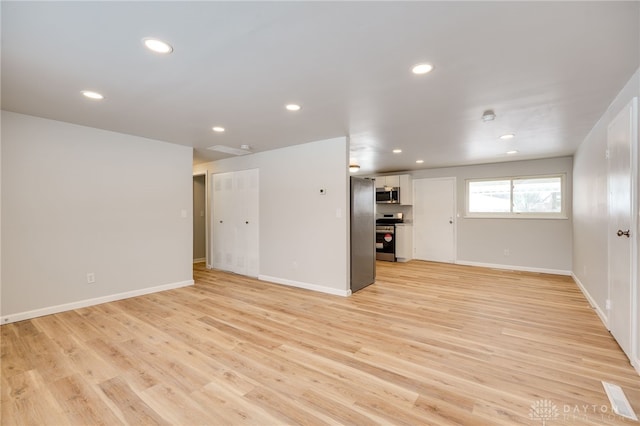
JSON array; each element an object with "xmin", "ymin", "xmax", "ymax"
[{"xmin": 376, "ymin": 187, "xmax": 400, "ymax": 204}]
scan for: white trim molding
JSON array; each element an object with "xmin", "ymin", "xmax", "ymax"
[
  {"xmin": 455, "ymin": 260, "xmax": 571, "ymax": 276},
  {"xmin": 258, "ymin": 275, "xmax": 351, "ymax": 297},
  {"xmin": 0, "ymin": 280, "xmax": 194, "ymax": 325},
  {"xmin": 572, "ymin": 273, "xmax": 609, "ymax": 329}
]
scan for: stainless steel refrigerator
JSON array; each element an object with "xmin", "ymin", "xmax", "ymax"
[{"xmin": 350, "ymin": 177, "xmax": 376, "ymax": 292}]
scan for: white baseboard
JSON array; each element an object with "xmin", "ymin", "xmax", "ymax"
[
  {"xmin": 258, "ymin": 275, "xmax": 351, "ymax": 297},
  {"xmin": 455, "ymin": 260, "xmax": 571, "ymax": 276},
  {"xmin": 0, "ymin": 280, "xmax": 194, "ymax": 325},
  {"xmin": 193, "ymin": 258, "xmax": 206, "ymax": 264},
  {"xmin": 571, "ymin": 273, "xmax": 609, "ymax": 329}
]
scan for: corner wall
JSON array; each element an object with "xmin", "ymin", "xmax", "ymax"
[
  {"xmin": 410, "ymin": 157, "xmax": 573, "ymax": 274},
  {"xmin": 1, "ymin": 111, "xmax": 194, "ymax": 322},
  {"xmin": 194, "ymin": 137, "xmax": 350, "ymax": 296},
  {"xmin": 572, "ymin": 68, "xmax": 640, "ymax": 371}
]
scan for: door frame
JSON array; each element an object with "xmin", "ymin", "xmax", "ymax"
[{"xmin": 193, "ymin": 172, "xmax": 209, "ymax": 267}]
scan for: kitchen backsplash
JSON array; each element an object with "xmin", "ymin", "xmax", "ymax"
[{"xmin": 376, "ymin": 204, "xmax": 413, "ymax": 223}]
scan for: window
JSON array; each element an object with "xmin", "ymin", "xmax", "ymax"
[{"xmin": 466, "ymin": 174, "xmax": 565, "ymax": 218}]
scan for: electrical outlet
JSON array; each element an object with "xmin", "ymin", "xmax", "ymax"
[
  {"xmin": 319, "ymin": 188, "xmax": 326, "ymax": 195},
  {"xmin": 503, "ymin": 249, "xmax": 510, "ymax": 256},
  {"xmin": 606, "ymin": 299, "xmax": 611, "ymax": 310},
  {"xmin": 87, "ymin": 273, "xmax": 96, "ymax": 284}
]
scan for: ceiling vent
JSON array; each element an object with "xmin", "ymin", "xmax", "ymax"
[{"xmin": 207, "ymin": 145, "xmax": 252, "ymax": 156}]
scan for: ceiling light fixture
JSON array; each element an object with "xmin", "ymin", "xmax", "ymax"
[
  {"xmin": 412, "ymin": 63, "xmax": 434, "ymax": 75},
  {"xmin": 349, "ymin": 160, "xmax": 360, "ymax": 172},
  {"xmin": 81, "ymin": 90, "xmax": 104, "ymax": 100},
  {"xmin": 285, "ymin": 104, "xmax": 301, "ymax": 111},
  {"xmin": 393, "ymin": 149, "xmax": 402, "ymax": 154},
  {"xmin": 143, "ymin": 38, "xmax": 173, "ymax": 54},
  {"xmin": 481, "ymin": 110, "xmax": 496, "ymax": 122},
  {"xmin": 506, "ymin": 150, "xmax": 519, "ymax": 155},
  {"xmin": 212, "ymin": 126, "xmax": 225, "ymax": 133},
  {"xmin": 500, "ymin": 133, "xmax": 515, "ymax": 140},
  {"xmin": 416, "ymin": 160, "xmax": 425, "ymax": 164}
]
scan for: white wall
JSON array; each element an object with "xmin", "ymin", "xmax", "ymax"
[
  {"xmin": 408, "ymin": 157, "xmax": 573, "ymax": 274},
  {"xmin": 194, "ymin": 137, "xmax": 350, "ymax": 296},
  {"xmin": 573, "ymin": 68, "xmax": 640, "ymax": 370},
  {"xmin": 1, "ymin": 111, "xmax": 194, "ymax": 322}
]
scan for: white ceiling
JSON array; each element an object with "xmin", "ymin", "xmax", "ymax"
[{"xmin": 2, "ymin": 2, "xmax": 639, "ymax": 174}]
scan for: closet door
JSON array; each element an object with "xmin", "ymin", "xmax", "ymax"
[
  {"xmin": 212, "ymin": 172, "xmax": 235, "ymax": 271},
  {"xmin": 212, "ymin": 169, "xmax": 259, "ymax": 277},
  {"xmin": 241, "ymin": 169, "xmax": 259, "ymax": 277}
]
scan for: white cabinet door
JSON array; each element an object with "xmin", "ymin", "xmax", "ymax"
[
  {"xmin": 395, "ymin": 224, "xmax": 413, "ymax": 262},
  {"xmin": 375, "ymin": 175, "xmax": 400, "ymax": 188},
  {"xmin": 399, "ymin": 174, "xmax": 413, "ymax": 205},
  {"xmin": 386, "ymin": 175, "xmax": 400, "ymax": 188},
  {"xmin": 212, "ymin": 169, "xmax": 260, "ymax": 277}
]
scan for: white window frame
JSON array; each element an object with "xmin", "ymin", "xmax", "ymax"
[{"xmin": 465, "ymin": 173, "xmax": 567, "ymax": 219}]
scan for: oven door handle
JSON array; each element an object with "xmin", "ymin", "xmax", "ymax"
[{"xmin": 376, "ymin": 230, "xmax": 395, "ymax": 234}]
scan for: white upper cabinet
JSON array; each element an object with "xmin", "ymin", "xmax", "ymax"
[
  {"xmin": 399, "ymin": 174, "xmax": 413, "ymax": 205},
  {"xmin": 394, "ymin": 224, "xmax": 413, "ymax": 262},
  {"xmin": 376, "ymin": 176, "xmax": 400, "ymax": 188},
  {"xmin": 376, "ymin": 175, "xmax": 400, "ymax": 188},
  {"xmin": 375, "ymin": 174, "xmax": 413, "ymax": 205}
]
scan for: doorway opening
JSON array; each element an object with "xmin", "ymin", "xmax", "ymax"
[{"xmin": 193, "ymin": 174, "xmax": 207, "ymax": 264}]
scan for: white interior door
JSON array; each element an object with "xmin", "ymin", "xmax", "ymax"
[
  {"xmin": 607, "ymin": 97, "xmax": 637, "ymax": 361},
  {"xmin": 413, "ymin": 177, "xmax": 456, "ymax": 263}
]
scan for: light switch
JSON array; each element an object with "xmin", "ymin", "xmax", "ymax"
[{"xmin": 181, "ymin": 209, "xmax": 187, "ymax": 218}]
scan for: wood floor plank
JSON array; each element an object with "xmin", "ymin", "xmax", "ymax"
[
  {"xmin": 2, "ymin": 369, "xmax": 70, "ymax": 426},
  {"xmin": 50, "ymin": 374, "xmax": 122, "ymax": 425},
  {"xmin": 99, "ymin": 376, "xmax": 169, "ymax": 426},
  {"xmin": 1, "ymin": 260, "xmax": 639, "ymax": 425}
]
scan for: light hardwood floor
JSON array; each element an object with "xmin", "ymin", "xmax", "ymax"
[{"xmin": 2, "ymin": 261, "xmax": 639, "ymax": 425}]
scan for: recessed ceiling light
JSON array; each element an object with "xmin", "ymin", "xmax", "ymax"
[
  {"xmin": 393, "ymin": 149, "xmax": 402, "ymax": 154},
  {"xmin": 143, "ymin": 38, "xmax": 173, "ymax": 54},
  {"xmin": 411, "ymin": 63, "xmax": 434, "ymax": 75},
  {"xmin": 416, "ymin": 160, "xmax": 425, "ymax": 164},
  {"xmin": 212, "ymin": 126, "xmax": 225, "ymax": 133},
  {"xmin": 81, "ymin": 90, "xmax": 104, "ymax": 100},
  {"xmin": 500, "ymin": 133, "xmax": 515, "ymax": 140},
  {"xmin": 285, "ymin": 104, "xmax": 301, "ymax": 111},
  {"xmin": 506, "ymin": 150, "xmax": 519, "ymax": 155}
]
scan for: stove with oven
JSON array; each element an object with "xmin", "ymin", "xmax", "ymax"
[{"xmin": 375, "ymin": 213, "xmax": 403, "ymax": 261}]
